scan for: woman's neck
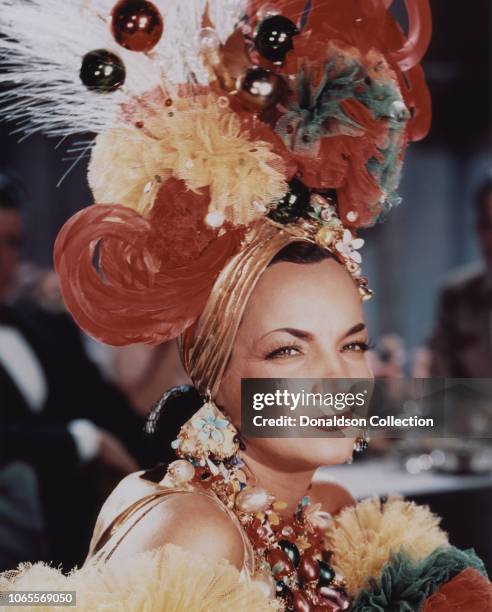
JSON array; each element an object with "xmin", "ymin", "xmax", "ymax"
[{"xmin": 241, "ymin": 451, "xmax": 316, "ymax": 516}]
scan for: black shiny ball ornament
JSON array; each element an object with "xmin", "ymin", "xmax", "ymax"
[
  {"xmin": 111, "ymin": 0, "xmax": 164, "ymax": 53},
  {"xmin": 79, "ymin": 49, "xmax": 126, "ymax": 93},
  {"xmin": 317, "ymin": 560, "xmax": 336, "ymax": 586},
  {"xmin": 268, "ymin": 178, "xmax": 310, "ymax": 224},
  {"xmin": 278, "ymin": 539, "xmax": 301, "ymax": 567},
  {"xmin": 236, "ymin": 67, "xmax": 286, "ymax": 111},
  {"xmin": 255, "ymin": 15, "xmax": 299, "ymax": 63}
]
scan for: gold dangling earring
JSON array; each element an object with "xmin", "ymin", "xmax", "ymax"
[{"xmin": 171, "ymin": 393, "xmax": 240, "ymax": 469}]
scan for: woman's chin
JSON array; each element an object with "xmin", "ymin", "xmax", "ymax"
[
  {"xmin": 311, "ymin": 437, "xmax": 355, "ymax": 466},
  {"xmin": 258, "ymin": 437, "xmax": 356, "ymax": 471}
]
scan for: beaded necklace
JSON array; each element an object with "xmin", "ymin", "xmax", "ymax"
[{"xmin": 168, "ymin": 402, "xmax": 351, "ymax": 612}]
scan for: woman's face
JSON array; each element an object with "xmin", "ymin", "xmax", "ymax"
[{"xmin": 217, "ymin": 257, "xmax": 373, "ymax": 471}]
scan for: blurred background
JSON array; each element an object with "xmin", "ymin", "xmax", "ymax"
[{"xmin": 0, "ymin": 0, "xmax": 491, "ymax": 576}]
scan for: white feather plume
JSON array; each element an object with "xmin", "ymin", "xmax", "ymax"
[{"xmin": 0, "ymin": 0, "xmax": 247, "ymax": 138}]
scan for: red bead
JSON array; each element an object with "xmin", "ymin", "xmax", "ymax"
[
  {"xmin": 298, "ymin": 554, "xmax": 320, "ymax": 583},
  {"xmin": 317, "ymin": 586, "xmax": 350, "ymax": 611},
  {"xmin": 321, "ymin": 549, "xmax": 334, "ymax": 563},
  {"xmin": 314, "ymin": 604, "xmax": 340, "ymax": 612},
  {"xmin": 111, "ymin": 0, "xmax": 163, "ymax": 53},
  {"xmin": 292, "ymin": 590, "xmax": 314, "ymax": 612},
  {"xmin": 266, "ymin": 549, "xmax": 294, "ymax": 578}
]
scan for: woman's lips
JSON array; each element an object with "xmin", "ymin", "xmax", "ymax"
[{"xmin": 311, "ymin": 410, "xmax": 358, "ymax": 433}]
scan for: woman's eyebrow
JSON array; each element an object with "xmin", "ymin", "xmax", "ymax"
[
  {"xmin": 258, "ymin": 324, "xmax": 366, "ymax": 343},
  {"xmin": 258, "ymin": 327, "xmax": 314, "ymax": 342},
  {"xmin": 343, "ymin": 323, "xmax": 366, "ymax": 338}
]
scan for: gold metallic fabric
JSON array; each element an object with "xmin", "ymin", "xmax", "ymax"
[{"xmin": 180, "ymin": 220, "xmax": 310, "ymax": 398}]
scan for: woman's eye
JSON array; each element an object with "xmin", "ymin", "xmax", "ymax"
[
  {"xmin": 266, "ymin": 345, "xmax": 302, "ymax": 359},
  {"xmin": 342, "ymin": 341, "xmax": 371, "ymax": 353}
]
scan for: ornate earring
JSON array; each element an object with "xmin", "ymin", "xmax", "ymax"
[
  {"xmin": 346, "ymin": 431, "xmax": 369, "ymax": 464},
  {"xmin": 353, "ymin": 430, "xmax": 370, "ymax": 454},
  {"xmin": 171, "ymin": 397, "xmax": 240, "ymax": 468}
]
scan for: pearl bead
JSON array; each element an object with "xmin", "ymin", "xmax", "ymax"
[
  {"xmin": 308, "ymin": 510, "xmax": 332, "ymax": 530},
  {"xmin": 198, "ymin": 27, "xmax": 220, "ymax": 51},
  {"xmin": 235, "ymin": 486, "xmax": 270, "ymax": 513},
  {"xmin": 389, "ymin": 100, "xmax": 409, "ymax": 122},
  {"xmin": 205, "ymin": 211, "xmax": 225, "ymax": 228},
  {"xmin": 167, "ymin": 460, "xmax": 195, "ymax": 483}
]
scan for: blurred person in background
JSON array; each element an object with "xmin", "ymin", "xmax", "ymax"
[
  {"xmin": 0, "ymin": 462, "xmax": 47, "ymax": 572},
  {"xmin": 0, "ymin": 171, "xmax": 160, "ymax": 569},
  {"xmin": 429, "ymin": 177, "xmax": 492, "ymax": 377}
]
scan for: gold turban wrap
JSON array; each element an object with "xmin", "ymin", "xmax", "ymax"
[{"xmin": 180, "ymin": 220, "xmax": 310, "ymax": 398}]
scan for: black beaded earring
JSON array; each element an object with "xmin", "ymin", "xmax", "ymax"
[{"xmin": 353, "ymin": 431, "xmax": 370, "ymax": 454}]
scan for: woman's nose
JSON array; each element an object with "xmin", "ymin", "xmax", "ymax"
[{"xmin": 317, "ymin": 351, "xmax": 351, "ymax": 380}]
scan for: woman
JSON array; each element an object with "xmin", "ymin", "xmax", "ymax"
[
  {"xmin": 0, "ymin": 0, "xmax": 490, "ymax": 609},
  {"xmin": 88, "ymin": 241, "xmax": 368, "ymax": 565}
]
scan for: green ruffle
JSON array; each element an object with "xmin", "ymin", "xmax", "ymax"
[
  {"xmin": 278, "ymin": 50, "xmax": 407, "ymax": 223},
  {"xmin": 351, "ymin": 546, "xmax": 487, "ymax": 612}
]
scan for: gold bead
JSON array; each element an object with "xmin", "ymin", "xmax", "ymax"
[{"xmin": 316, "ymin": 226, "xmax": 336, "ymax": 246}]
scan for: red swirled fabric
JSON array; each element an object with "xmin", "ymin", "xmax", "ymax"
[
  {"xmin": 422, "ymin": 568, "xmax": 492, "ymax": 612},
  {"xmin": 54, "ymin": 179, "xmax": 243, "ymax": 345},
  {"xmin": 247, "ymin": 0, "xmax": 431, "ymax": 141}
]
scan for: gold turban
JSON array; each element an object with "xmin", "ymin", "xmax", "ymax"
[{"xmin": 180, "ymin": 220, "xmax": 310, "ymax": 398}]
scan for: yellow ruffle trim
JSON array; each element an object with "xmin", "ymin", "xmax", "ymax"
[
  {"xmin": 326, "ymin": 495, "xmax": 449, "ymax": 597},
  {"xmin": 88, "ymin": 92, "xmax": 287, "ymax": 225},
  {"xmin": 0, "ymin": 544, "xmax": 279, "ymax": 612}
]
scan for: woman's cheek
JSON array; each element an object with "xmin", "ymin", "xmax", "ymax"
[{"xmin": 343, "ymin": 353, "xmax": 373, "ymax": 378}]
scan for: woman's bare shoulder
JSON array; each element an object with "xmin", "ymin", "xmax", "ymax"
[
  {"xmin": 309, "ymin": 480, "xmax": 355, "ymax": 515},
  {"xmin": 106, "ymin": 489, "xmax": 245, "ymax": 570}
]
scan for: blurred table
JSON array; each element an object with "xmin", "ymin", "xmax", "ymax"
[
  {"xmin": 315, "ymin": 458, "xmax": 492, "ymax": 575},
  {"xmin": 316, "ymin": 458, "xmax": 492, "ymax": 498}
]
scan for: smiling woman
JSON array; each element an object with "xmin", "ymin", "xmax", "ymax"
[
  {"xmin": 1, "ymin": 0, "xmax": 490, "ymax": 609},
  {"xmin": 216, "ymin": 241, "xmax": 372, "ymax": 478}
]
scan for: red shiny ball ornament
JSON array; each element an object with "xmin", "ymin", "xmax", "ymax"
[
  {"xmin": 292, "ymin": 590, "xmax": 314, "ymax": 612},
  {"xmin": 298, "ymin": 554, "xmax": 320, "ymax": 583},
  {"xmin": 267, "ymin": 549, "xmax": 294, "ymax": 578},
  {"xmin": 111, "ymin": 0, "xmax": 164, "ymax": 53},
  {"xmin": 236, "ymin": 67, "xmax": 286, "ymax": 111}
]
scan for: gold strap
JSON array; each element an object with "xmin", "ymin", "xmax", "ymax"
[
  {"xmin": 89, "ymin": 489, "xmax": 184, "ymax": 561},
  {"xmin": 88, "ymin": 486, "xmax": 256, "ymax": 575}
]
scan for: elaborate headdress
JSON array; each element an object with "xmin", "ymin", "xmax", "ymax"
[{"xmin": 0, "ymin": 0, "xmax": 431, "ymax": 373}]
